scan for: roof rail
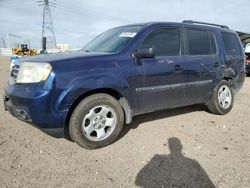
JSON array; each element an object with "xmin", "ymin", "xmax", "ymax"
[{"xmin": 182, "ymin": 20, "xmax": 229, "ymax": 29}]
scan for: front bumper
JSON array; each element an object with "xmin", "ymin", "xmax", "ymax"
[
  {"xmin": 4, "ymin": 83, "xmax": 67, "ymax": 138},
  {"xmin": 4, "ymin": 95, "xmax": 32, "ymax": 121}
]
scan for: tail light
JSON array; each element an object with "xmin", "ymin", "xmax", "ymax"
[{"xmin": 247, "ymin": 58, "xmax": 250, "ymax": 64}]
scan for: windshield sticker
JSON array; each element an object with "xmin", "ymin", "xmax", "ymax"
[{"xmin": 119, "ymin": 32, "xmax": 137, "ymax": 38}]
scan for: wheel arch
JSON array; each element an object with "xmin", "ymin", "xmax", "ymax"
[
  {"xmin": 212, "ymin": 67, "xmax": 235, "ymax": 91},
  {"xmin": 64, "ymin": 88, "xmax": 133, "ymax": 138}
]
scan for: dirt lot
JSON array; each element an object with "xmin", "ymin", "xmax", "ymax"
[{"xmin": 0, "ymin": 56, "xmax": 249, "ymax": 188}]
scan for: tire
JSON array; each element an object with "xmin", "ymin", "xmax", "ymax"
[
  {"xmin": 17, "ymin": 52, "xmax": 24, "ymax": 56},
  {"xmin": 69, "ymin": 94, "xmax": 124, "ymax": 149},
  {"xmin": 207, "ymin": 80, "xmax": 234, "ymax": 115}
]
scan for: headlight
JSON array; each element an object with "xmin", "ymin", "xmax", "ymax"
[{"xmin": 16, "ymin": 62, "xmax": 52, "ymax": 83}]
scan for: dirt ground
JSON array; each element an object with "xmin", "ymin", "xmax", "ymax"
[{"xmin": 0, "ymin": 56, "xmax": 249, "ymax": 188}]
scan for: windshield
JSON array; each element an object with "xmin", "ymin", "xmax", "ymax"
[{"xmin": 82, "ymin": 26, "xmax": 143, "ymax": 53}]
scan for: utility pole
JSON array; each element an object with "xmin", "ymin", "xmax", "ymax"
[
  {"xmin": 38, "ymin": 0, "xmax": 57, "ymax": 49},
  {"xmin": 2, "ymin": 38, "xmax": 6, "ymax": 48},
  {"xmin": 0, "ymin": 37, "xmax": 6, "ymax": 48}
]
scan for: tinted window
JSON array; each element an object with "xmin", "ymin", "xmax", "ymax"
[
  {"xmin": 222, "ymin": 32, "xmax": 242, "ymax": 57},
  {"xmin": 186, "ymin": 29, "xmax": 217, "ymax": 55},
  {"xmin": 209, "ymin": 32, "xmax": 217, "ymax": 54},
  {"xmin": 142, "ymin": 28, "xmax": 180, "ymax": 56}
]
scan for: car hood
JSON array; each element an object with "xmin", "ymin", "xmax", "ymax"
[{"xmin": 20, "ymin": 51, "xmax": 113, "ymax": 63}]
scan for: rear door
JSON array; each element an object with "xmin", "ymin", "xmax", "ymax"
[
  {"xmin": 183, "ymin": 28, "xmax": 220, "ymax": 104},
  {"xmin": 135, "ymin": 27, "xmax": 186, "ymax": 113}
]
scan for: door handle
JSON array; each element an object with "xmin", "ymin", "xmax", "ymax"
[{"xmin": 174, "ymin": 65, "xmax": 184, "ymax": 71}]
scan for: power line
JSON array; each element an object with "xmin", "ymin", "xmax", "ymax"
[
  {"xmin": 7, "ymin": 33, "xmax": 23, "ymax": 48},
  {"xmin": 58, "ymin": 1, "xmax": 128, "ymax": 23},
  {"xmin": 56, "ymin": 4, "xmax": 119, "ymax": 22},
  {"xmin": 55, "ymin": 3, "xmax": 124, "ymax": 24},
  {"xmin": 8, "ymin": 34, "xmax": 22, "ymax": 39},
  {"xmin": 51, "ymin": 0, "xmax": 128, "ymax": 23}
]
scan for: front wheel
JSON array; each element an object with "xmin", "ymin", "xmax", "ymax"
[
  {"xmin": 69, "ymin": 94, "xmax": 124, "ymax": 149},
  {"xmin": 17, "ymin": 52, "xmax": 24, "ymax": 56},
  {"xmin": 207, "ymin": 80, "xmax": 234, "ymax": 115}
]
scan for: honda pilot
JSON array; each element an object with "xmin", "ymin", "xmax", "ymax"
[{"xmin": 4, "ymin": 21, "xmax": 245, "ymax": 149}]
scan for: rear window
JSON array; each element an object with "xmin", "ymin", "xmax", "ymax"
[
  {"xmin": 222, "ymin": 32, "xmax": 242, "ymax": 57},
  {"xmin": 186, "ymin": 29, "xmax": 217, "ymax": 55}
]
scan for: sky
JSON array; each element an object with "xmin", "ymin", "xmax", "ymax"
[{"xmin": 0, "ymin": 0, "xmax": 249, "ymax": 49}]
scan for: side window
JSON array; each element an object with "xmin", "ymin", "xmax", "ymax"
[
  {"xmin": 221, "ymin": 32, "xmax": 242, "ymax": 57},
  {"xmin": 186, "ymin": 29, "xmax": 217, "ymax": 55},
  {"xmin": 142, "ymin": 28, "xmax": 180, "ymax": 56}
]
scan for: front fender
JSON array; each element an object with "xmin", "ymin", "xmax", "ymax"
[{"xmin": 55, "ymin": 72, "xmax": 129, "ymax": 112}]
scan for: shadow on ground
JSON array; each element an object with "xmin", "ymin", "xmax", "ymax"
[
  {"xmin": 120, "ymin": 104, "xmax": 206, "ymax": 139},
  {"xmin": 135, "ymin": 137, "xmax": 215, "ymax": 188}
]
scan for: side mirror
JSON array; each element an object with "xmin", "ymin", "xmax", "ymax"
[{"xmin": 134, "ymin": 46, "xmax": 155, "ymax": 59}]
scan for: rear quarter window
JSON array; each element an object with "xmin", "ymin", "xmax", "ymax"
[{"xmin": 221, "ymin": 32, "xmax": 242, "ymax": 58}]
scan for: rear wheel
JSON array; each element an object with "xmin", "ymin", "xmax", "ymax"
[
  {"xmin": 207, "ymin": 80, "xmax": 234, "ymax": 115},
  {"xmin": 69, "ymin": 94, "xmax": 124, "ymax": 149}
]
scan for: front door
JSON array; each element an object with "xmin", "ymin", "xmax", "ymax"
[{"xmin": 135, "ymin": 27, "xmax": 186, "ymax": 113}]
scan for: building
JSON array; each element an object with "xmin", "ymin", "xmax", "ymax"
[{"xmin": 56, "ymin": 44, "xmax": 69, "ymax": 51}]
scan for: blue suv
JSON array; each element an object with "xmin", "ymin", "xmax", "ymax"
[{"xmin": 4, "ymin": 21, "xmax": 245, "ymax": 149}]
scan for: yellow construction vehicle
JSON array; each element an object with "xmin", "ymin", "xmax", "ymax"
[{"xmin": 12, "ymin": 44, "xmax": 37, "ymax": 56}]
